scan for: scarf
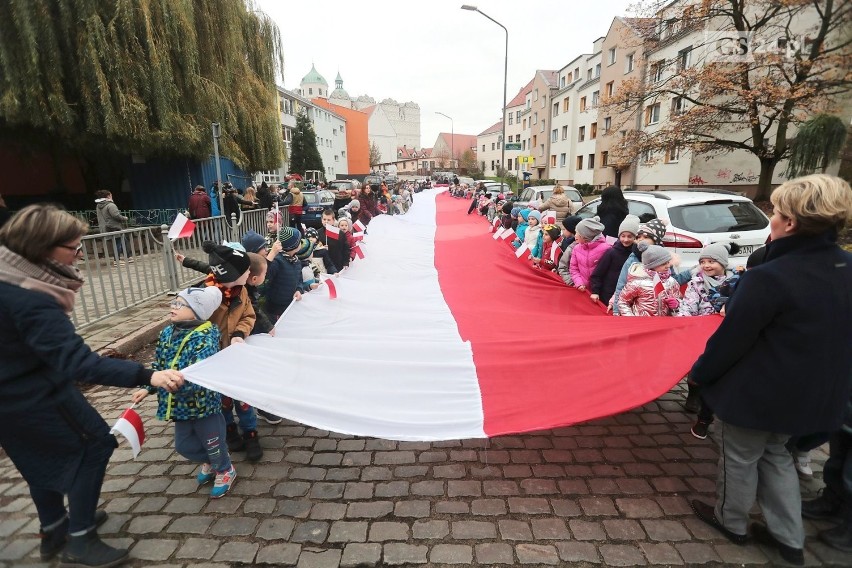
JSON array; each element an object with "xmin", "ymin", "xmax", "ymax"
[
  {"xmin": 0, "ymin": 245, "xmax": 83, "ymax": 313},
  {"xmin": 702, "ymin": 272, "xmax": 726, "ymax": 291},
  {"xmin": 204, "ymin": 274, "xmax": 241, "ymax": 302}
]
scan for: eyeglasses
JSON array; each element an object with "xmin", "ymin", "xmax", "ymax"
[
  {"xmin": 58, "ymin": 243, "xmax": 84, "ymax": 253},
  {"xmin": 169, "ymin": 300, "xmax": 190, "ymax": 310}
]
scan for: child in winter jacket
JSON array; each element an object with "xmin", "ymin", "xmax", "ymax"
[
  {"xmin": 617, "ymin": 245, "xmax": 682, "ymax": 316},
  {"xmin": 513, "ymin": 209, "xmax": 530, "ymax": 247},
  {"xmin": 678, "ymin": 242, "xmax": 742, "ymax": 316},
  {"xmin": 131, "ymin": 286, "xmax": 236, "ymax": 498},
  {"xmin": 536, "ymin": 225, "xmax": 563, "ymax": 271},
  {"xmin": 263, "ymin": 227, "xmax": 306, "ymax": 322},
  {"xmin": 569, "ymin": 216, "xmax": 611, "ymax": 291},
  {"xmin": 523, "ymin": 211, "xmax": 543, "ymax": 260},
  {"xmin": 590, "ymin": 215, "xmax": 639, "ymax": 306},
  {"xmin": 557, "ymin": 216, "xmax": 582, "ymax": 286},
  {"xmin": 337, "ymin": 218, "xmax": 359, "ymax": 261},
  {"xmin": 500, "ymin": 202, "xmax": 513, "ymax": 230}
]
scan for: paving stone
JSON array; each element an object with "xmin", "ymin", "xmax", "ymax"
[
  {"xmin": 232, "ymin": 479, "xmax": 275, "ymax": 496},
  {"xmin": 556, "ymin": 541, "xmax": 601, "ymax": 563},
  {"xmin": 551, "ymin": 499, "xmax": 583, "ymax": 517},
  {"xmin": 326, "ymin": 468, "xmax": 360, "ymax": 481},
  {"xmin": 651, "ymin": 476, "xmax": 690, "ymax": 493},
  {"xmin": 557, "ymin": 479, "xmax": 589, "ymax": 495},
  {"xmin": 310, "ymin": 482, "xmax": 345, "ymax": 499},
  {"xmin": 340, "ymin": 543, "xmax": 382, "ymax": 568},
  {"xmin": 166, "ymin": 515, "xmax": 213, "ymax": 534},
  {"xmin": 310, "ymin": 502, "xmax": 347, "ymax": 520},
  {"xmin": 127, "ymin": 478, "xmax": 171, "ymax": 494},
  {"xmin": 344, "ymin": 482, "xmax": 375, "ymax": 500},
  {"xmin": 412, "ymin": 519, "xmax": 449, "ymax": 539},
  {"xmin": 531, "ymin": 518, "xmax": 571, "ymax": 539},
  {"xmin": 471, "ymin": 498, "xmax": 507, "ymax": 516},
  {"xmin": 104, "ymin": 497, "xmax": 139, "ymax": 513},
  {"xmin": 213, "ymin": 541, "xmax": 259, "ymax": 563},
  {"xmin": 393, "ymin": 465, "xmax": 428, "ymax": 477},
  {"xmin": 418, "ymin": 451, "xmax": 448, "ymax": 462},
  {"xmin": 394, "ymin": 500, "xmax": 430, "ymax": 518},
  {"xmin": 433, "ymin": 464, "xmax": 466, "ymax": 478},
  {"xmin": 508, "ymin": 497, "xmax": 551, "ymax": 514},
  {"xmin": 290, "ymin": 467, "xmax": 326, "ymax": 481},
  {"xmin": 369, "ymin": 521, "xmax": 409, "ymax": 541},
  {"xmin": 328, "ymin": 521, "xmax": 368, "ymax": 543},
  {"xmin": 374, "ymin": 481, "xmax": 407, "ymax": 498},
  {"xmin": 0, "ymin": 518, "xmax": 28, "ymax": 538},
  {"xmin": 210, "ymin": 516, "xmax": 258, "ymax": 536},
  {"xmin": 374, "ymin": 451, "xmax": 415, "ymax": 465},
  {"xmin": 165, "ymin": 478, "xmax": 200, "ymax": 495},
  {"xmin": 516, "ymin": 543, "xmax": 560, "ymax": 565},
  {"xmin": 448, "ymin": 480, "xmax": 481, "ymax": 497},
  {"xmin": 286, "ymin": 450, "xmax": 314, "ymax": 464},
  {"xmin": 256, "ymin": 518, "xmax": 296, "ymax": 540},
  {"xmin": 503, "ymin": 464, "xmax": 533, "ymax": 478},
  {"xmin": 641, "ymin": 519, "xmax": 692, "ymax": 541},
  {"xmin": 205, "ymin": 496, "xmax": 243, "ymax": 514},
  {"xmin": 498, "ymin": 520, "xmax": 533, "ymax": 540},
  {"xmin": 130, "ymin": 538, "xmax": 180, "ymax": 561},
  {"xmin": 176, "ymin": 538, "xmax": 220, "ymax": 560},
  {"xmin": 275, "ymin": 499, "xmax": 312, "ymax": 518},
  {"xmin": 291, "ymin": 521, "xmax": 329, "ymax": 543},
  {"xmin": 435, "ymin": 501, "xmax": 469, "ymax": 514},
  {"xmin": 603, "ymin": 519, "xmax": 646, "ymax": 540},
  {"xmin": 483, "ymin": 480, "xmax": 520, "ymax": 496},
  {"xmin": 162, "ymin": 497, "xmax": 206, "ymax": 514},
  {"xmin": 133, "ymin": 496, "xmax": 168, "ymax": 512},
  {"xmin": 256, "ymin": 543, "xmax": 301, "ymax": 566},
  {"xmin": 655, "ymin": 495, "xmax": 693, "ymax": 515},
  {"xmin": 314, "ymin": 439, "xmax": 338, "ymax": 451},
  {"xmin": 520, "ymin": 479, "xmax": 559, "ymax": 495},
  {"xmin": 127, "ymin": 515, "xmax": 171, "ymax": 534},
  {"xmin": 616, "ymin": 478, "xmax": 653, "ymax": 494},
  {"xmin": 296, "ymin": 549, "xmax": 342, "ymax": 568},
  {"xmin": 0, "ymin": 538, "xmax": 37, "ymax": 560},
  {"xmin": 600, "ymin": 543, "xmax": 648, "ymax": 566},
  {"xmin": 244, "ymin": 497, "xmax": 277, "ymax": 514},
  {"xmin": 714, "ymin": 543, "xmax": 770, "ymax": 564},
  {"xmin": 475, "ymin": 542, "xmax": 515, "ymax": 564},
  {"xmin": 383, "ymin": 543, "xmax": 428, "ymax": 565},
  {"xmin": 675, "ymin": 542, "xmax": 722, "ymax": 564},
  {"xmin": 411, "ymin": 480, "xmax": 444, "ymax": 496},
  {"xmin": 274, "ymin": 481, "xmax": 311, "ymax": 497},
  {"xmin": 452, "ymin": 520, "xmax": 497, "ymax": 539},
  {"xmin": 430, "ymin": 544, "xmax": 473, "ymax": 564},
  {"xmin": 337, "ymin": 439, "xmax": 366, "ymax": 452},
  {"xmin": 347, "ymin": 501, "xmax": 393, "ymax": 519},
  {"xmin": 569, "ymin": 519, "xmax": 607, "ymax": 540},
  {"xmin": 616, "ymin": 497, "xmax": 665, "ymax": 518},
  {"xmin": 311, "ymin": 453, "xmax": 343, "ymax": 467},
  {"xmin": 640, "ymin": 542, "xmax": 684, "ymax": 565}
]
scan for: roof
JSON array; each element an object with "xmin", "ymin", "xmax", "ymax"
[
  {"xmin": 422, "ymin": 148, "xmax": 433, "ymax": 157},
  {"xmin": 360, "ymin": 105, "xmax": 376, "ymax": 116},
  {"xmin": 618, "ymin": 17, "xmax": 657, "ymax": 39},
  {"xmin": 438, "ymin": 133, "xmax": 478, "ymax": 154},
  {"xmin": 396, "ymin": 146, "xmax": 422, "ymax": 159},
  {"xmin": 507, "ymin": 78, "xmax": 534, "ymax": 107},
  {"xmin": 478, "ymin": 120, "xmax": 503, "ymax": 137},
  {"xmin": 537, "ymin": 70, "xmax": 559, "ymax": 88},
  {"xmin": 301, "ymin": 64, "xmax": 328, "ymax": 86}
]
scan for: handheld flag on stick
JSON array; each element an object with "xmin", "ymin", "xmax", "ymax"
[
  {"xmin": 325, "ymin": 225, "xmax": 340, "ymax": 240},
  {"xmin": 110, "ymin": 406, "xmax": 145, "ymax": 458},
  {"xmin": 352, "ymin": 243, "xmax": 365, "ymax": 259},
  {"xmin": 168, "ymin": 213, "xmax": 196, "ymax": 240},
  {"xmin": 353, "ymin": 220, "xmax": 366, "ymax": 233},
  {"xmin": 515, "ymin": 243, "xmax": 532, "ymax": 260},
  {"xmin": 492, "ymin": 227, "xmax": 506, "ymax": 240}
]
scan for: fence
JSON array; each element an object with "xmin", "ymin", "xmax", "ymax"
[{"xmin": 71, "ymin": 208, "xmax": 286, "ymax": 330}]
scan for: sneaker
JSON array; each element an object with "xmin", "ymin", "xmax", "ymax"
[
  {"xmin": 258, "ymin": 409, "xmax": 282, "ymax": 425},
  {"xmin": 126, "ymin": 257, "xmax": 134, "ymax": 263},
  {"xmin": 751, "ymin": 522, "xmax": 804, "ymax": 565},
  {"xmin": 59, "ymin": 529, "xmax": 128, "ymax": 568},
  {"xmin": 244, "ymin": 430, "xmax": 263, "ymax": 462},
  {"xmin": 801, "ymin": 492, "xmax": 843, "ymax": 520},
  {"xmin": 226, "ymin": 423, "xmax": 245, "ymax": 452},
  {"xmin": 210, "ymin": 465, "xmax": 237, "ymax": 499},
  {"xmin": 690, "ymin": 499, "xmax": 748, "ymax": 545},
  {"xmin": 40, "ymin": 511, "xmax": 108, "ymax": 561},
  {"xmin": 691, "ymin": 420, "xmax": 711, "ymax": 440},
  {"xmin": 196, "ymin": 463, "xmax": 215, "ymax": 485},
  {"xmin": 794, "ymin": 455, "xmax": 813, "ymax": 479}
]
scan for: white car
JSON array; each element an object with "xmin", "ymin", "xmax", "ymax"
[
  {"xmin": 575, "ymin": 189, "xmax": 770, "ymax": 269},
  {"xmin": 513, "ymin": 185, "xmax": 584, "ymax": 214}
]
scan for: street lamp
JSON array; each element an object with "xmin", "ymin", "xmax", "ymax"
[
  {"xmin": 211, "ymin": 122, "xmax": 224, "ymax": 216},
  {"xmin": 435, "ymin": 111, "xmax": 454, "ymax": 171},
  {"xmin": 461, "ymin": 4, "xmax": 508, "ymax": 193}
]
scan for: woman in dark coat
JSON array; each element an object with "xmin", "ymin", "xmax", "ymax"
[
  {"xmin": 596, "ymin": 186, "xmax": 629, "ymax": 238},
  {"xmin": 0, "ymin": 205, "xmax": 184, "ymax": 567},
  {"xmin": 689, "ymin": 174, "xmax": 852, "ymax": 565}
]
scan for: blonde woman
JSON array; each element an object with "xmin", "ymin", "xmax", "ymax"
[
  {"xmin": 288, "ymin": 185, "xmax": 305, "ymax": 228},
  {"xmin": 537, "ymin": 185, "xmax": 574, "ymax": 221}
]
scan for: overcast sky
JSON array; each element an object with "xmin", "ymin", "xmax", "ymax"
[{"xmin": 255, "ymin": 0, "xmax": 636, "ymax": 148}]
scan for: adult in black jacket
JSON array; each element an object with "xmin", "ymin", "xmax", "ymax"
[
  {"xmin": 256, "ymin": 183, "xmax": 274, "ymax": 210},
  {"xmin": 596, "ymin": 186, "xmax": 629, "ymax": 238},
  {"xmin": 319, "ymin": 209, "xmax": 351, "ymax": 271},
  {"xmin": 689, "ymin": 175, "xmax": 852, "ymax": 565},
  {"xmin": 0, "ymin": 205, "xmax": 183, "ymax": 567}
]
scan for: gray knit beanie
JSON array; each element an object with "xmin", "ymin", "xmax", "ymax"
[
  {"xmin": 618, "ymin": 214, "xmax": 640, "ymax": 237},
  {"xmin": 177, "ymin": 286, "xmax": 222, "ymax": 320},
  {"xmin": 642, "ymin": 245, "xmax": 672, "ymax": 269},
  {"xmin": 575, "ymin": 216, "xmax": 604, "ymax": 240},
  {"xmin": 699, "ymin": 242, "xmax": 736, "ymax": 268}
]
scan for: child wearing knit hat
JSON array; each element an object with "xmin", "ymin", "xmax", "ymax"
[
  {"xmin": 590, "ymin": 215, "xmax": 639, "ymax": 306},
  {"xmin": 536, "ymin": 225, "xmax": 564, "ymax": 271},
  {"xmin": 557, "ymin": 216, "xmax": 583, "ymax": 286},
  {"xmin": 616, "ymin": 245, "xmax": 682, "ymax": 316},
  {"xmin": 569, "ymin": 216, "xmax": 611, "ymax": 292},
  {"xmin": 523, "ymin": 210, "xmax": 543, "ymax": 260},
  {"xmin": 678, "ymin": 242, "xmax": 742, "ymax": 317},
  {"xmin": 131, "ymin": 285, "xmax": 237, "ymax": 498}
]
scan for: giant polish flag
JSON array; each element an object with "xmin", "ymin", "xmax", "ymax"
[{"xmin": 183, "ymin": 190, "xmax": 721, "ymax": 441}]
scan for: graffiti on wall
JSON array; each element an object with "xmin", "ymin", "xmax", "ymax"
[
  {"xmin": 688, "ymin": 175, "xmax": 707, "ymax": 185},
  {"xmin": 731, "ymin": 170, "xmax": 759, "ymax": 183},
  {"xmin": 716, "ymin": 168, "xmax": 732, "ymax": 181}
]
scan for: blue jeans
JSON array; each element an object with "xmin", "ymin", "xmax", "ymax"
[
  {"xmin": 29, "ymin": 435, "xmax": 115, "ymax": 533},
  {"xmin": 823, "ymin": 430, "xmax": 852, "ymax": 521},
  {"xmin": 222, "ymin": 399, "xmax": 257, "ymax": 433},
  {"xmin": 174, "ymin": 413, "xmax": 231, "ymax": 472}
]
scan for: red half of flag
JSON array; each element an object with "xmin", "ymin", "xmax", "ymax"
[
  {"xmin": 324, "ymin": 277, "xmax": 338, "ymax": 299},
  {"xmin": 500, "ymin": 229, "xmax": 516, "ymax": 242},
  {"xmin": 653, "ymin": 272, "xmax": 664, "ymax": 296},
  {"xmin": 353, "ymin": 231, "xmax": 365, "ymax": 241},
  {"xmin": 168, "ymin": 213, "xmax": 196, "ymax": 240},
  {"xmin": 325, "ymin": 225, "xmax": 340, "ymax": 240},
  {"xmin": 110, "ymin": 407, "xmax": 145, "ymax": 458},
  {"xmin": 352, "ymin": 244, "xmax": 365, "ymax": 259},
  {"xmin": 492, "ymin": 227, "xmax": 506, "ymax": 240},
  {"xmin": 515, "ymin": 243, "xmax": 531, "ymax": 260},
  {"xmin": 491, "ymin": 218, "xmax": 501, "ymax": 233},
  {"xmin": 353, "ymin": 220, "xmax": 366, "ymax": 233}
]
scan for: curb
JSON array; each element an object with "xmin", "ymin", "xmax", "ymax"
[{"xmin": 94, "ymin": 316, "xmax": 169, "ymax": 357}]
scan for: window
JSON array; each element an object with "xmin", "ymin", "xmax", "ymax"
[
  {"xmin": 601, "ymin": 151, "xmax": 609, "ymax": 166},
  {"xmin": 665, "ymin": 146, "xmax": 680, "ymax": 163},
  {"xmin": 608, "ymin": 47, "xmax": 617, "ymax": 65},
  {"xmin": 592, "ymin": 91, "xmax": 600, "ymax": 107},
  {"xmin": 309, "ymin": 88, "xmax": 313, "ymax": 95},
  {"xmin": 540, "ymin": 144, "xmax": 545, "ymax": 157},
  {"xmin": 562, "ymin": 125, "xmax": 568, "ymax": 140},
  {"xmin": 577, "ymin": 155, "xmax": 584, "ymax": 169},
  {"xmin": 588, "ymin": 153, "xmax": 595, "ymax": 169},
  {"xmin": 522, "ymin": 140, "xmax": 526, "ymax": 151},
  {"xmin": 595, "ymin": 63, "xmax": 601, "ymax": 77},
  {"xmin": 626, "ymin": 52, "xmax": 635, "ymax": 73},
  {"xmin": 541, "ymin": 94, "xmax": 547, "ymax": 109},
  {"xmin": 340, "ymin": 125, "xmax": 344, "ymax": 133},
  {"xmin": 650, "ymin": 61, "xmax": 663, "ymax": 82},
  {"xmin": 491, "ymin": 143, "xmax": 496, "ymax": 151},
  {"xmin": 551, "ymin": 129, "xmax": 558, "ymax": 143},
  {"xmin": 677, "ymin": 46, "xmax": 692, "ymax": 71},
  {"xmin": 560, "ymin": 153, "xmax": 567, "ymax": 167},
  {"xmin": 642, "ymin": 149, "xmax": 654, "ymax": 163},
  {"xmin": 671, "ymin": 96, "xmax": 685, "ymax": 116},
  {"xmin": 334, "ymin": 155, "xmax": 339, "ymax": 162},
  {"xmin": 560, "ymin": 76, "xmax": 566, "ymax": 88},
  {"xmin": 563, "ymin": 98, "xmax": 569, "ymax": 112},
  {"xmin": 516, "ymin": 110, "xmax": 521, "ymax": 121},
  {"xmin": 574, "ymin": 67, "xmax": 580, "ymax": 80},
  {"xmin": 532, "ymin": 135, "xmax": 537, "ymax": 147},
  {"xmin": 540, "ymin": 119, "xmax": 546, "ymax": 132},
  {"xmin": 580, "ymin": 97, "xmax": 587, "ymax": 111},
  {"xmin": 508, "ymin": 114, "xmax": 513, "ymax": 125},
  {"xmin": 551, "ymin": 155, "xmax": 557, "ymax": 167},
  {"xmin": 590, "ymin": 122, "xmax": 597, "ymax": 139},
  {"xmin": 604, "ymin": 116, "xmax": 612, "ymax": 133},
  {"xmin": 534, "ymin": 89, "xmax": 539, "ymax": 101},
  {"xmin": 533, "ymin": 112, "xmax": 538, "ymax": 125},
  {"xmin": 645, "ymin": 103, "xmax": 661, "ymax": 125},
  {"xmin": 482, "ymin": 144, "xmax": 486, "ymax": 152},
  {"xmin": 553, "ymin": 102, "xmax": 559, "ymax": 117},
  {"xmin": 341, "ymin": 150, "xmax": 346, "ymax": 157},
  {"xmin": 587, "ymin": 68, "xmax": 593, "ymax": 80},
  {"xmin": 523, "ymin": 119, "xmax": 527, "ymax": 129},
  {"xmin": 516, "ymin": 134, "xmax": 521, "ymax": 142},
  {"xmin": 578, "ymin": 126, "xmax": 585, "ymax": 142},
  {"xmin": 606, "ymin": 81, "xmax": 614, "ymax": 97}
]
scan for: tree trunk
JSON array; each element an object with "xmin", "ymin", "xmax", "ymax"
[{"xmin": 753, "ymin": 158, "xmax": 778, "ymax": 202}]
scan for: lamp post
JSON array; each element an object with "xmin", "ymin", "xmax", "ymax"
[
  {"xmin": 211, "ymin": 122, "xmax": 224, "ymax": 216},
  {"xmin": 461, "ymin": 4, "xmax": 508, "ymax": 193},
  {"xmin": 435, "ymin": 111, "xmax": 454, "ymax": 171}
]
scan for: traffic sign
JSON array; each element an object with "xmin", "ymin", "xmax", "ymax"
[{"xmin": 505, "ymin": 142, "xmax": 522, "ymax": 150}]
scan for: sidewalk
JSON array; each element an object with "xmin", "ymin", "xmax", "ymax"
[{"xmin": 81, "ymin": 295, "xmax": 172, "ymax": 355}]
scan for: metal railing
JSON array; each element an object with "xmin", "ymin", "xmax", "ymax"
[{"xmin": 71, "ymin": 208, "xmax": 285, "ymax": 330}]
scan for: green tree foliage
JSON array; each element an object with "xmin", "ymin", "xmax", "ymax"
[
  {"xmin": 0, "ymin": 0, "xmax": 284, "ymax": 171},
  {"xmin": 369, "ymin": 142, "xmax": 382, "ymax": 166},
  {"xmin": 289, "ymin": 111, "xmax": 324, "ymax": 175},
  {"xmin": 785, "ymin": 114, "xmax": 848, "ymax": 178}
]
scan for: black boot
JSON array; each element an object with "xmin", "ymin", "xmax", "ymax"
[
  {"xmin": 801, "ymin": 492, "xmax": 842, "ymax": 520},
  {"xmin": 59, "ymin": 529, "xmax": 128, "ymax": 568},
  {"xmin": 819, "ymin": 522, "xmax": 852, "ymax": 553},
  {"xmin": 751, "ymin": 523, "xmax": 804, "ymax": 566},
  {"xmin": 684, "ymin": 386, "xmax": 701, "ymax": 413},
  {"xmin": 41, "ymin": 510, "xmax": 108, "ymax": 560},
  {"xmin": 244, "ymin": 430, "xmax": 263, "ymax": 462},
  {"xmin": 226, "ymin": 423, "xmax": 245, "ymax": 452}
]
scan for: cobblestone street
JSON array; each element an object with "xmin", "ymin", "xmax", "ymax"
[{"xmin": 1, "ymin": 381, "xmax": 850, "ymax": 567}]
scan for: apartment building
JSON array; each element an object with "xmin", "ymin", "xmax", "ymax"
[
  {"xmin": 526, "ymin": 70, "xmax": 559, "ymax": 180},
  {"xmin": 504, "ymin": 80, "xmax": 532, "ymax": 178},
  {"xmin": 477, "ymin": 120, "xmax": 503, "ymax": 176}
]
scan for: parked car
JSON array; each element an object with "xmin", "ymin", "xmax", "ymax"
[
  {"xmin": 575, "ymin": 189, "xmax": 770, "ymax": 269},
  {"xmin": 513, "ymin": 185, "xmax": 583, "ymax": 214},
  {"xmin": 301, "ymin": 190, "xmax": 335, "ymax": 226},
  {"xmin": 458, "ymin": 176, "xmax": 475, "ymax": 187}
]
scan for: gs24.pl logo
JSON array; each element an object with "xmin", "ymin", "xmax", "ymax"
[{"xmin": 705, "ymin": 31, "xmax": 813, "ymax": 63}]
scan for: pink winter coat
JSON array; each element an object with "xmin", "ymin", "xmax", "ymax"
[{"xmin": 569, "ymin": 236, "xmax": 611, "ymax": 287}]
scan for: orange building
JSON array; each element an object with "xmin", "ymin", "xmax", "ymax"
[{"xmin": 313, "ymin": 98, "xmax": 370, "ymax": 177}]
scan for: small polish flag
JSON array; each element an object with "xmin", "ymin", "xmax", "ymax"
[
  {"xmin": 353, "ymin": 220, "xmax": 366, "ymax": 233},
  {"xmin": 325, "ymin": 225, "xmax": 340, "ymax": 240},
  {"xmin": 500, "ymin": 229, "xmax": 516, "ymax": 241},
  {"xmin": 492, "ymin": 227, "xmax": 506, "ymax": 240},
  {"xmin": 110, "ymin": 407, "xmax": 145, "ymax": 458},
  {"xmin": 353, "ymin": 231, "xmax": 365, "ymax": 241},
  {"xmin": 652, "ymin": 272, "xmax": 665, "ymax": 296},
  {"xmin": 491, "ymin": 218, "xmax": 501, "ymax": 233},
  {"xmin": 168, "ymin": 213, "xmax": 196, "ymax": 240},
  {"xmin": 515, "ymin": 243, "xmax": 531, "ymax": 260},
  {"xmin": 321, "ymin": 275, "xmax": 338, "ymax": 299},
  {"xmin": 352, "ymin": 244, "xmax": 365, "ymax": 259},
  {"xmin": 543, "ymin": 211, "xmax": 557, "ymax": 224},
  {"xmin": 301, "ymin": 223, "xmax": 307, "ymax": 233}
]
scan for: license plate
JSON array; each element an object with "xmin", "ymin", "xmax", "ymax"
[{"xmin": 738, "ymin": 245, "xmax": 754, "ymax": 255}]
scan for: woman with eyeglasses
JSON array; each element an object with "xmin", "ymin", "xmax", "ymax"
[{"xmin": 0, "ymin": 204, "xmax": 184, "ymax": 567}]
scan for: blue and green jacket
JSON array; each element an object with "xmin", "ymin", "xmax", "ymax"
[{"xmin": 150, "ymin": 322, "xmax": 221, "ymax": 421}]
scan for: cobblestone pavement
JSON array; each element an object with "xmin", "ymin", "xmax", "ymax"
[{"xmin": 1, "ymin": 382, "xmax": 850, "ymax": 567}]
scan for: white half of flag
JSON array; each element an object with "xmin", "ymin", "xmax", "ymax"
[
  {"xmin": 168, "ymin": 213, "xmax": 196, "ymax": 240},
  {"xmin": 110, "ymin": 407, "xmax": 145, "ymax": 458}
]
